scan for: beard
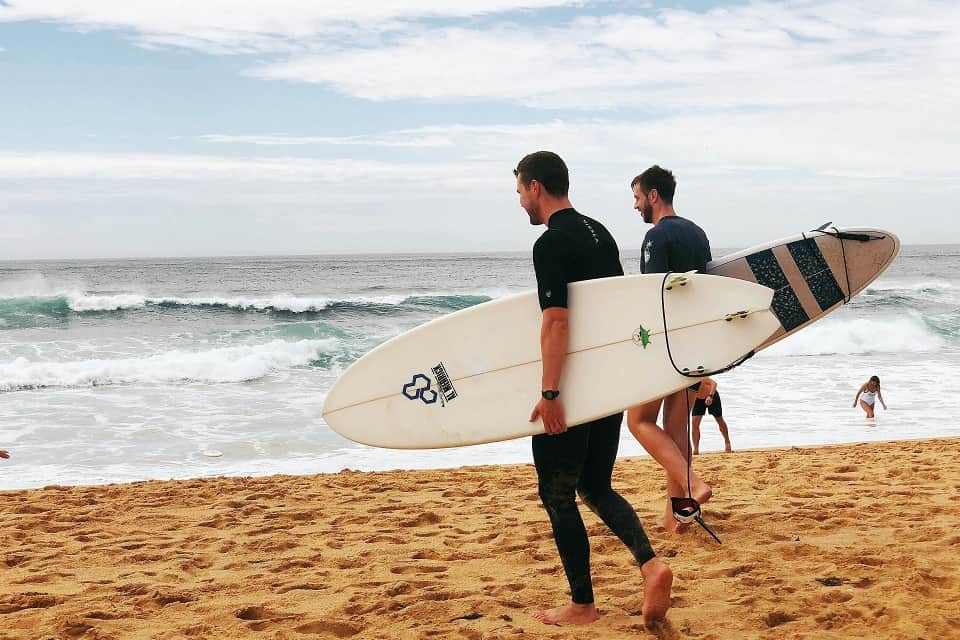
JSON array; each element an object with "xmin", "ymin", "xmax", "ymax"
[
  {"xmin": 642, "ymin": 204, "xmax": 654, "ymax": 224},
  {"xmin": 525, "ymin": 205, "xmax": 541, "ymax": 225}
]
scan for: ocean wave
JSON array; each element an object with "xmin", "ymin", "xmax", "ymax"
[
  {"xmin": 866, "ymin": 278, "xmax": 955, "ymax": 292},
  {"xmin": 765, "ymin": 314, "xmax": 947, "ymax": 357},
  {"xmin": 856, "ymin": 279, "xmax": 959, "ymax": 311},
  {"xmin": 0, "ymin": 292, "xmax": 496, "ymax": 321},
  {"xmin": 0, "ymin": 339, "xmax": 336, "ymax": 392}
]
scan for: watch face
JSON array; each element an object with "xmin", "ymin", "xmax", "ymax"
[{"xmin": 542, "ymin": 390, "xmax": 559, "ymax": 400}]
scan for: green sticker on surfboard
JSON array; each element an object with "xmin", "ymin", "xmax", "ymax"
[{"xmin": 633, "ymin": 325, "xmax": 651, "ymax": 349}]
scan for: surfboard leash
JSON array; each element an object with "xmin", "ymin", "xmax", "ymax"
[
  {"xmin": 808, "ymin": 223, "xmax": 888, "ymax": 305},
  {"xmin": 676, "ymin": 388, "xmax": 722, "ymax": 544},
  {"xmin": 659, "ymin": 271, "xmax": 725, "ymax": 544},
  {"xmin": 658, "ymin": 272, "xmax": 757, "ymax": 380}
]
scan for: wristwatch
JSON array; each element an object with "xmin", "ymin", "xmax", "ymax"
[{"xmin": 541, "ymin": 389, "xmax": 560, "ymax": 400}]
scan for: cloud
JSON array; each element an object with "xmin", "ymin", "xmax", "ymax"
[
  {"xmin": 252, "ymin": 2, "xmax": 960, "ymax": 111},
  {"xmin": 0, "ymin": 151, "xmax": 509, "ymax": 188},
  {"xmin": 199, "ymin": 108, "xmax": 960, "ymax": 182},
  {"xmin": 200, "ymin": 133, "xmax": 453, "ymax": 148},
  {"xmin": 0, "ymin": 0, "xmax": 586, "ymax": 53},
  {"xmin": 6, "ymin": 1, "xmax": 957, "ymax": 118}
]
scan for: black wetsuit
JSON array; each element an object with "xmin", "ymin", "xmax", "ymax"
[{"xmin": 532, "ymin": 208, "xmax": 655, "ymax": 605}]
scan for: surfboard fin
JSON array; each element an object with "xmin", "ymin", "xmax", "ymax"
[
  {"xmin": 664, "ymin": 270, "xmax": 697, "ymax": 291},
  {"xmin": 724, "ymin": 309, "xmax": 755, "ymax": 321}
]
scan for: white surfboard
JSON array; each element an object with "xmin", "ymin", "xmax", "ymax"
[
  {"xmin": 706, "ymin": 226, "xmax": 899, "ymax": 349},
  {"xmin": 322, "ymin": 274, "xmax": 779, "ymax": 449}
]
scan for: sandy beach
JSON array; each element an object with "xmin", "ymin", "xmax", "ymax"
[{"xmin": 1, "ymin": 437, "xmax": 958, "ymax": 640}]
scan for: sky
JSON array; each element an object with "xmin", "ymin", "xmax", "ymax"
[{"xmin": 0, "ymin": 0, "xmax": 958, "ymax": 259}]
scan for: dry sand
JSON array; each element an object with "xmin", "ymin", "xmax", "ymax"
[{"xmin": 1, "ymin": 438, "xmax": 958, "ymax": 639}]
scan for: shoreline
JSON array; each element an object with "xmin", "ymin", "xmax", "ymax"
[
  {"xmin": 1, "ymin": 437, "xmax": 958, "ymax": 639},
  {"xmin": 3, "ymin": 434, "xmax": 958, "ymax": 494}
]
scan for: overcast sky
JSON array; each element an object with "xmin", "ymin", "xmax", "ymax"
[{"xmin": 1, "ymin": 0, "xmax": 957, "ymax": 259}]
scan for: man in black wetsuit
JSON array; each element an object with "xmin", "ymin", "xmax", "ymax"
[
  {"xmin": 515, "ymin": 151, "xmax": 672, "ymax": 628},
  {"xmin": 625, "ymin": 165, "xmax": 715, "ymax": 533}
]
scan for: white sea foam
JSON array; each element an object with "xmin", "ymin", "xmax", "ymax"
[
  {"xmin": 764, "ymin": 314, "xmax": 944, "ymax": 357},
  {"xmin": 66, "ymin": 293, "xmax": 148, "ymax": 311},
  {"xmin": 0, "ymin": 339, "xmax": 335, "ymax": 391},
  {"xmin": 0, "ymin": 291, "xmax": 509, "ymax": 314},
  {"xmin": 867, "ymin": 278, "xmax": 955, "ymax": 292}
]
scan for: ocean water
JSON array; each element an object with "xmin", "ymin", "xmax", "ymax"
[{"xmin": 1, "ymin": 246, "xmax": 957, "ymax": 490}]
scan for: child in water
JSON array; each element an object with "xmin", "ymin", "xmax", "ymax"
[{"xmin": 853, "ymin": 375, "xmax": 887, "ymax": 418}]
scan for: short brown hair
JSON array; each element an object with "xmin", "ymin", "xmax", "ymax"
[
  {"xmin": 631, "ymin": 165, "xmax": 676, "ymax": 204},
  {"xmin": 514, "ymin": 151, "xmax": 569, "ymax": 197}
]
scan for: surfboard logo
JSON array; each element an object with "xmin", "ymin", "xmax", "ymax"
[
  {"xmin": 632, "ymin": 325, "xmax": 651, "ymax": 349},
  {"xmin": 402, "ymin": 374, "xmax": 438, "ymax": 404},
  {"xmin": 431, "ymin": 362, "xmax": 458, "ymax": 404}
]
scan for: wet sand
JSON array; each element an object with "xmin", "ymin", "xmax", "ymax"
[{"xmin": 1, "ymin": 437, "xmax": 958, "ymax": 639}]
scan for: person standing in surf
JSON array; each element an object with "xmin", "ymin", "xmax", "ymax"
[
  {"xmin": 689, "ymin": 378, "xmax": 733, "ymax": 454},
  {"xmin": 625, "ymin": 165, "xmax": 715, "ymax": 533},
  {"xmin": 516, "ymin": 151, "xmax": 672, "ymax": 628},
  {"xmin": 853, "ymin": 375, "xmax": 887, "ymax": 418}
]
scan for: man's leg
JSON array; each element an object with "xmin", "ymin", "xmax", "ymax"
[
  {"xmin": 531, "ymin": 425, "xmax": 596, "ymax": 625},
  {"xmin": 715, "ymin": 416, "xmax": 732, "ymax": 452},
  {"xmin": 662, "ymin": 388, "xmax": 694, "ymax": 461},
  {"xmin": 577, "ymin": 413, "xmax": 672, "ymax": 628},
  {"xmin": 628, "ymin": 395, "xmax": 711, "ymax": 532},
  {"xmin": 662, "ymin": 388, "xmax": 704, "ymax": 531},
  {"xmin": 692, "ymin": 415, "xmax": 703, "ymax": 455}
]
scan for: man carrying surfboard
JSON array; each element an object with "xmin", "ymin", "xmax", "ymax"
[
  {"xmin": 515, "ymin": 151, "xmax": 673, "ymax": 628},
  {"xmin": 626, "ymin": 165, "xmax": 715, "ymax": 533}
]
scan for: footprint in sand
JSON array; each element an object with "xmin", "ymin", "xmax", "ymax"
[
  {"xmin": 0, "ymin": 593, "xmax": 62, "ymax": 614},
  {"xmin": 390, "ymin": 564, "xmax": 448, "ymax": 575},
  {"xmin": 295, "ymin": 621, "xmax": 361, "ymax": 637}
]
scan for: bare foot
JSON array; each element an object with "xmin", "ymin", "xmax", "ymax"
[
  {"xmin": 663, "ymin": 500, "xmax": 690, "ymax": 533},
  {"xmin": 641, "ymin": 558, "xmax": 673, "ymax": 627},
  {"xmin": 532, "ymin": 602, "xmax": 599, "ymax": 625},
  {"xmin": 692, "ymin": 478, "xmax": 712, "ymax": 505},
  {"xmin": 663, "ymin": 479, "xmax": 712, "ymax": 533},
  {"xmin": 724, "ymin": 444, "xmax": 732, "ymax": 453},
  {"xmin": 693, "ymin": 448, "xmax": 699, "ymax": 455}
]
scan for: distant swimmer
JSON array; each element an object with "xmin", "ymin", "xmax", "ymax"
[
  {"xmin": 854, "ymin": 375, "xmax": 887, "ymax": 418},
  {"xmin": 690, "ymin": 378, "xmax": 732, "ymax": 454}
]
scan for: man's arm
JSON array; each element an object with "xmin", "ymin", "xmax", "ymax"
[
  {"xmin": 530, "ymin": 232, "xmax": 570, "ymax": 435},
  {"xmin": 696, "ymin": 377, "xmax": 717, "ymax": 401},
  {"xmin": 530, "ymin": 307, "xmax": 569, "ymax": 434},
  {"xmin": 642, "ymin": 229, "xmax": 671, "ymax": 274}
]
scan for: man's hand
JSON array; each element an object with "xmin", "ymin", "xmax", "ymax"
[
  {"xmin": 530, "ymin": 397, "xmax": 567, "ymax": 435},
  {"xmin": 705, "ymin": 396, "xmax": 713, "ymax": 406},
  {"xmin": 0, "ymin": 450, "xmax": 9, "ymax": 459}
]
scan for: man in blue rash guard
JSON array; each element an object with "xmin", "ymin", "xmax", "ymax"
[{"xmin": 626, "ymin": 165, "xmax": 715, "ymax": 533}]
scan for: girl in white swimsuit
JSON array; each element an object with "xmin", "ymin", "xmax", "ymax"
[{"xmin": 854, "ymin": 375, "xmax": 887, "ymax": 418}]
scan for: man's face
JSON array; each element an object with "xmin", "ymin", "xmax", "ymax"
[
  {"xmin": 517, "ymin": 175, "xmax": 541, "ymax": 225},
  {"xmin": 633, "ymin": 184, "xmax": 654, "ymax": 223}
]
